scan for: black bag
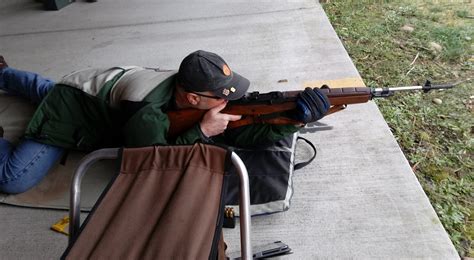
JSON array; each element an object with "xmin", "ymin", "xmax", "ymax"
[{"xmin": 225, "ymin": 133, "xmax": 316, "ymax": 216}]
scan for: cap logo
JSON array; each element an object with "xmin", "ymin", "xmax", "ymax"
[
  {"xmin": 222, "ymin": 64, "xmax": 231, "ymax": 76},
  {"xmin": 222, "ymin": 88, "xmax": 230, "ymax": 96},
  {"xmin": 230, "ymin": 87, "xmax": 236, "ymax": 93}
]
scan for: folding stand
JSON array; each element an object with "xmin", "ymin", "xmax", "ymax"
[{"xmin": 68, "ymin": 147, "xmax": 252, "ymax": 259}]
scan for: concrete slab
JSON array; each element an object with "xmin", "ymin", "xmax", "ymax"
[{"xmin": 0, "ymin": 0, "xmax": 458, "ymax": 258}]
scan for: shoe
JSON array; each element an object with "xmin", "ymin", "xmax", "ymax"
[
  {"xmin": 0, "ymin": 126, "xmax": 4, "ymax": 138},
  {"xmin": 0, "ymin": 56, "xmax": 8, "ymax": 69}
]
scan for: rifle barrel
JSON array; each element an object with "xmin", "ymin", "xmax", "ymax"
[
  {"xmin": 373, "ymin": 85, "xmax": 424, "ymax": 92},
  {"xmin": 372, "ymin": 82, "xmax": 455, "ymax": 98}
]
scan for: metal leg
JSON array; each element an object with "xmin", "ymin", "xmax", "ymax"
[
  {"xmin": 69, "ymin": 148, "xmax": 119, "ymax": 241},
  {"xmin": 231, "ymin": 152, "xmax": 253, "ymax": 260}
]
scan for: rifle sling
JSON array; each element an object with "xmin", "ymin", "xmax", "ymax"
[{"xmin": 294, "ymin": 136, "xmax": 317, "ymax": 170}]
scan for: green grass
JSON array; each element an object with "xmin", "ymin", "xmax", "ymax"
[{"xmin": 323, "ymin": 1, "xmax": 473, "ymax": 257}]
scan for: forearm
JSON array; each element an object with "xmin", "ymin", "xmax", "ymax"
[{"xmin": 173, "ymin": 124, "xmax": 212, "ymax": 145}]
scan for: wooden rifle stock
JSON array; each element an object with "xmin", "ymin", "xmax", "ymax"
[{"xmin": 167, "ymin": 87, "xmax": 372, "ymax": 139}]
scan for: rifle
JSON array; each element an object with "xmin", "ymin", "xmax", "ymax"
[{"xmin": 167, "ymin": 80, "xmax": 455, "ymax": 138}]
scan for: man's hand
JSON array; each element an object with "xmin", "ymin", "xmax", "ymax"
[
  {"xmin": 295, "ymin": 87, "xmax": 331, "ymax": 123},
  {"xmin": 200, "ymin": 102, "xmax": 242, "ymax": 137}
]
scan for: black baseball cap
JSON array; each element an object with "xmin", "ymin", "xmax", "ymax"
[{"xmin": 177, "ymin": 50, "xmax": 250, "ymax": 100}]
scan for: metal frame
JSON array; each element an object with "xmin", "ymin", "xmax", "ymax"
[{"xmin": 69, "ymin": 148, "xmax": 252, "ymax": 259}]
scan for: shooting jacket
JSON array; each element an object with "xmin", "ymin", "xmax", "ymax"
[{"xmin": 25, "ymin": 66, "xmax": 299, "ymax": 151}]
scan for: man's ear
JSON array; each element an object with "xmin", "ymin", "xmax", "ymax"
[{"xmin": 186, "ymin": 93, "xmax": 200, "ymax": 106}]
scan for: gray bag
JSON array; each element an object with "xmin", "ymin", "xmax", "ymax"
[{"xmin": 225, "ymin": 133, "xmax": 316, "ymax": 216}]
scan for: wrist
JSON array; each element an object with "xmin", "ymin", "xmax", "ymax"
[
  {"xmin": 197, "ymin": 123, "xmax": 213, "ymax": 143},
  {"xmin": 199, "ymin": 122, "xmax": 209, "ymax": 137}
]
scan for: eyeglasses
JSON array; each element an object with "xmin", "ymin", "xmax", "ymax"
[{"xmin": 188, "ymin": 91, "xmax": 223, "ymax": 100}]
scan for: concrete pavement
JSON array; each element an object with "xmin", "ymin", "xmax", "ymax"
[{"xmin": 0, "ymin": 0, "xmax": 458, "ymax": 258}]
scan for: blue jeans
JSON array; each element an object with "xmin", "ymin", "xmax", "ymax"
[{"xmin": 0, "ymin": 67, "xmax": 64, "ymax": 194}]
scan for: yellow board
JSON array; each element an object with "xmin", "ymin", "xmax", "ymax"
[{"xmin": 303, "ymin": 77, "xmax": 366, "ymax": 88}]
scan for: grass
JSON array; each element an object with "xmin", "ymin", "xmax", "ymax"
[{"xmin": 323, "ymin": 1, "xmax": 473, "ymax": 257}]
